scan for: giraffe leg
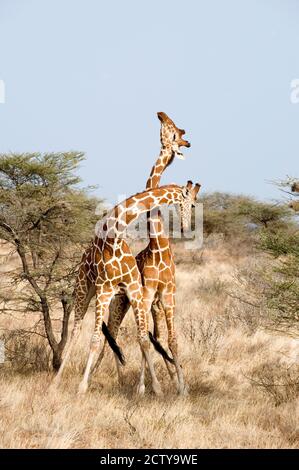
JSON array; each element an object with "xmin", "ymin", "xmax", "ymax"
[
  {"xmin": 92, "ymin": 293, "xmax": 130, "ymax": 386},
  {"xmin": 161, "ymin": 291, "xmax": 186, "ymax": 396},
  {"xmin": 127, "ymin": 284, "xmax": 162, "ymax": 396},
  {"xmin": 78, "ymin": 285, "xmax": 114, "ymax": 395},
  {"xmin": 136, "ymin": 352, "xmax": 146, "ymax": 395},
  {"xmin": 151, "ymin": 299, "xmax": 176, "ymax": 383},
  {"xmin": 91, "ymin": 338, "xmax": 107, "ymax": 374},
  {"xmin": 52, "ymin": 277, "xmax": 95, "ymax": 386},
  {"xmin": 110, "ymin": 295, "xmax": 130, "ymax": 386},
  {"xmin": 91, "ymin": 338, "xmax": 122, "ymax": 385}
]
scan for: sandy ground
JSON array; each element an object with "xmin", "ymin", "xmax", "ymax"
[{"xmin": 0, "ymin": 241, "xmax": 298, "ymax": 448}]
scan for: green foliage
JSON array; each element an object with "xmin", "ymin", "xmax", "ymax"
[
  {"xmin": 258, "ymin": 228, "xmax": 299, "ymax": 334},
  {"xmin": 237, "ymin": 199, "xmax": 291, "ymax": 230},
  {"xmin": 201, "ymin": 192, "xmax": 242, "ymax": 238},
  {"xmin": 201, "ymin": 192, "xmax": 292, "ymax": 240},
  {"xmin": 256, "ymin": 177, "xmax": 299, "ymax": 334}
]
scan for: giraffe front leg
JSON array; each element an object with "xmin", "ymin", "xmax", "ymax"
[
  {"xmin": 52, "ymin": 278, "xmax": 94, "ymax": 387},
  {"xmin": 110, "ymin": 294, "xmax": 130, "ymax": 386},
  {"xmin": 52, "ymin": 318, "xmax": 82, "ymax": 387},
  {"xmin": 78, "ymin": 285, "xmax": 114, "ymax": 395},
  {"xmin": 128, "ymin": 285, "xmax": 163, "ymax": 397}
]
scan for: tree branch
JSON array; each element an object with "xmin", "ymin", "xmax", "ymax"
[{"xmin": 0, "ymin": 219, "xmax": 57, "ymax": 350}]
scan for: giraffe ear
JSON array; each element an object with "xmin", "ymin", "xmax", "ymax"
[
  {"xmin": 193, "ymin": 183, "xmax": 201, "ymax": 196},
  {"xmin": 182, "ymin": 186, "xmax": 189, "ymax": 198}
]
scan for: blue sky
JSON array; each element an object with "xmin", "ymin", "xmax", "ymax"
[{"xmin": 0, "ymin": 0, "xmax": 298, "ymax": 204}]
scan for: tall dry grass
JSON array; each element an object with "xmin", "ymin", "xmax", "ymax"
[{"xmin": 0, "ymin": 241, "xmax": 298, "ymax": 448}]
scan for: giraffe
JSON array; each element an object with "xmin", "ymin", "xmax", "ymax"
[
  {"xmin": 95, "ymin": 112, "xmax": 193, "ymax": 395},
  {"xmin": 53, "ymin": 182, "xmax": 200, "ymax": 395}
]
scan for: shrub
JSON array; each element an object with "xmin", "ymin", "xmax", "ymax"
[
  {"xmin": 249, "ymin": 362, "xmax": 299, "ymax": 406},
  {"xmin": 258, "ymin": 229, "xmax": 299, "ymax": 335}
]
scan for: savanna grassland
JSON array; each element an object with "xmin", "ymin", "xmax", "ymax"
[{"xmin": 0, "ymin": 239, "xmax": 298, "ymax": 449}]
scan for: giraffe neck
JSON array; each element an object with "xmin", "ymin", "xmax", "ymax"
[
  {"xmin": 146, "ymin": 146, "xmax": 173, "ymax": 190},
  {"xmin": 146, "ymin": 146, "xmax": 173, "ymax": 249},
  {"xmin": 96, "ymin": 185, "xmax": 182, "ymax": 243}
]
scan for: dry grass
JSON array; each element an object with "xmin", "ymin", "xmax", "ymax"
[{"xmin": 0, "ymin": 241, "xmax": 299, "ymax": 449}]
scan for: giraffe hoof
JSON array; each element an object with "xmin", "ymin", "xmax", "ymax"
[
  {"xmin": 153, "ymin": 383, "xmax": 163, "ymax": 397},
  {"xmin": 170, "ymin": 374, "xmax": 177, "ymax": 384},
  {"xmin": 78, "ymin": 381, "xmax": 88, "ymax": 395},
  {"xmin": 178, "ymin": 384, "xmax": 189, "ymax": 396}
]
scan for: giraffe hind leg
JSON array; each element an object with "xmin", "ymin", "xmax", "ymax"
[
  {"xmin": 150, "ymin": 299, "xmax": 175, "ymax": 364},
  {"xmin": 102, "ymin": 321, "xmax": 126, "ymax": 365},
  {"xmin": 161, "ymin": 298, "xmax": 187, "ymax": 396},
  {"xmin": 151, "ymin": 300, "xmax": 176, "ymax": 382},
  {"xmin": 92, "ymin": 293, "xmax": 130, "ymax": 386},
  {"xmin": 148, "ymin": 331, "xmax": 174, "ymax": 365}
]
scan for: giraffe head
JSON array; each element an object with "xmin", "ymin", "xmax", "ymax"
[
  {"xmin": 180, "ymin": 180, "xmax": 201, "ymax": 231},
  {"xmin": 157, "ymin": 112, "xmax": 190, "ymax": 160}
]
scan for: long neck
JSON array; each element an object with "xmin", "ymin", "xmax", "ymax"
[
  {"xmin": 96, "ymin": 186, "xmax": 181, "ymax": 242},
  {"xmin": 146, "ymin": 145, "xmax": 173, "ymax": 190},
  {"xmin": 146, "ymin": 145, "xmax": 174, "ymax": 248}
]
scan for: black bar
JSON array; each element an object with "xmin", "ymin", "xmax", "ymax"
[{"xmin": 0, "ymin": 449, "xmax": 298, "ymax": 467}]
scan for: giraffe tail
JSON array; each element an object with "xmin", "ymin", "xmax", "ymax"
[
  {"xmin": 102, "ymin": 321, "xmax": 126, "ymax": 366},
  {"xmin": 149, "ymin": 331, "xmax": 175, "ymax": 364}
]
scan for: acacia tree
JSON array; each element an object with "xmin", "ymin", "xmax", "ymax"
[
  {"xmin": 0, "ymin": 152, "xmax": 102, "ymax": 369},
  {"xmin": 259, "ymin": 228, "xmax": 299, "ymax": 335},
  {"xmin": 236, "ymin": 198, "xmax": 291, "ymax": 230},
  {"xmin": 253, "ymin": 178, "xmax": 299, "ymax": 335},
  {"xmin": 200, "ymin": 192, "xmax": 291, "ymax": 239}
]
